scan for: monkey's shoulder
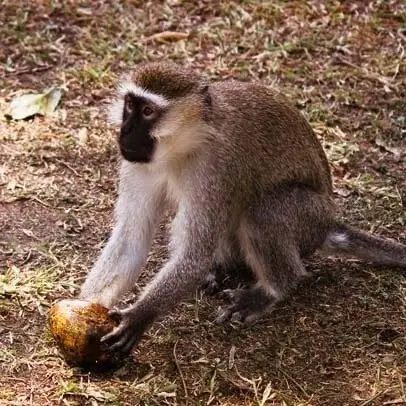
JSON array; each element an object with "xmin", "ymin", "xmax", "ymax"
[
  {"xmin": 207, "ymin": 80, "xmax": 310, "ymax": 136},
  {"xmin": 209, "ymin": 81, "xmax": 303, "ymax": 121},
  {"xmin": 210, "ymin": 80, "xmax": 289, "ymax": 106}
]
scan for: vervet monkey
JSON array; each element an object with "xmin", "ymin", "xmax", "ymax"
[{"xmin": 80, "ymin": 62, "xmax": 406, "ymax": 354}]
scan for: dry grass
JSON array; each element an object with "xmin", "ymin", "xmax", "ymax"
[{"xmin": 0, "ymin": 1, "xmax": 405, "ymax": 405}]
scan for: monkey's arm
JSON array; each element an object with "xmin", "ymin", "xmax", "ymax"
[
  {"xmin": 102, "ymin": 189, "xmax": 230, "ymax": 353},
  {"xmin": 80, "ymin": 163, "xmax": 165, "ymax": 308}
]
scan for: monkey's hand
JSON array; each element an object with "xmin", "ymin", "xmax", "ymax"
[{"xmin": 101, "ymin": 306, "xmax": 155, "ymax": 354}]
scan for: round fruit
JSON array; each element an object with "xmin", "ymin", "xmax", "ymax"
[{"xmin": 48, "ymin": 299, "xmax": 117, "ymax": 367}]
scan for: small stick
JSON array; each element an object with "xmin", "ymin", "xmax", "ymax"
[
  {"xmin": 173, "ymin": 340, "xmax": 188, "ymax": 405},
  {"xmin": 7, "ymin": 64, "xmax": 53, "ymax": 76}
]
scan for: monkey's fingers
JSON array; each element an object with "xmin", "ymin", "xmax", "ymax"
[
  {"xmin": 108, "ymin": 309, "xmax": 123, "ymax": 323},
  {"xmin": 107, "ymin": 331, "xmax": 133, "ymax": 353},
  {"xmin": 215, "ymin": 306, "xmax": 235, "ymax": 324},
  {"xmin": 215, "ymin": 305, "xmax": 260, "ymax": 325},
  {"xmin": 120, "ymin": 334, "xmax": 140, "ymax": 355},
  {"xmin": 219, "ymin": 288, "xmax": 240, "ymax": 302},
  {"xmin": 101, "ymin": 321, "xmax": 126, "ymax": 344},
  {"xmin": 201, "ymin": 273, "xmax": 221, "ymax": 296},
  {"xmin": 216, "ymin": 287, "xmax": 272, "ymax": 325},
  {"xmin": 102, "ymin": 323, "xmax": 133, "ymax": 352}
]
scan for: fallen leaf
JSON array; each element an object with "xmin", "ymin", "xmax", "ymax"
[
  {"xmin": 9, "ymin": 87, "xmax": 62, "ymax": 120},
  {"xmin": 334, "ymin": 187, "xmax": 352, "ymax": 198},
  {"xmin": 144, "ymin": 31, "xmax": 189, "ymax": 43},
  {"xmin": 77, "ymin": 127, "xmax": 88, "ymax": 145},
  {"xmin": 375, "ymin": 137, "xmax": 402, "ymax": 160},
  {"xmin": 22, "ymin": 229, "xmax": 34, "ymax": 238}
]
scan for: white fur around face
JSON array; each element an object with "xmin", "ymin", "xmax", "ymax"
[
  {"xmin": 107, "ymin": 96, "xmax": 125, "ymax": 126},
  {"xmin": 107, "ymin": 79, "xmax": 169, "ymax": 126}
]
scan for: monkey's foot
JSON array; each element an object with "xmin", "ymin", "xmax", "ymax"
[
  {"xmin": 215, "ymin": 287, "xmax": 273, "ymax": 325},
  {"xmin": 202, "ymin": 263, "xmax": 255, "ymax": 296},
  {"xmin": 201, "ymin": 272, "xmax": 222, "ymax": 296}
]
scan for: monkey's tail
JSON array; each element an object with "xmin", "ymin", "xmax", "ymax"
[{"xmin": 323, "ymin": 223, "xmax": 406, "ymax": 268}]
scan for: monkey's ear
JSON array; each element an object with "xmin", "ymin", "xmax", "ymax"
[{"xmin": 200, "ymin": 84, "xmax": 212, "ymax": 106}]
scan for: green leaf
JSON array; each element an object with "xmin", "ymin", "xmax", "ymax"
[{"xmin": 9, "ymin": 87, "xmax": 62, "ymax": 120}]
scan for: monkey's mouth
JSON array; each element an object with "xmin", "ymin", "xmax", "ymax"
[{"xmin": 120, "ymin": 145, "xmax": 155, "ymax": 163}]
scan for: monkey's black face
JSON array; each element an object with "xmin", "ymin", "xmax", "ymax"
[{"xmin": 119, "ymin": 93, "xmax": 162, "ymax": 163}]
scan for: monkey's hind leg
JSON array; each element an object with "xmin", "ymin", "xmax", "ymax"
[
  {"xmin": 215, "ymin": 239, "xmax": 304, "ymax": 324},
  {"xmin": 202, "ymin": 236, "xmax": 252, "ymax": 295},
  {"xmin": 216, "ymin": 187, "xmax": 332, "ymax": 324}
]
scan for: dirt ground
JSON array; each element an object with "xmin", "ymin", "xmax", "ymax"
[{"xmin": 0, "ymin": 1, "xmax": 405, "ymax": 405}]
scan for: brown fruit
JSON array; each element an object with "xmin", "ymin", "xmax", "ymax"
[{"xmin": 48, "ymin": 299, "xmax": 117, "ymax": 367}]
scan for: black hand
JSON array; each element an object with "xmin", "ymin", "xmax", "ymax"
[{"xmin": 101, "ymin": 306, "xmax": 154, "ymax": 354}]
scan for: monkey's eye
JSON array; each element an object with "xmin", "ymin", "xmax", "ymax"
[
  {"xmin": 124, "ymin": 95, "xmax": 133, "ymax": 115},
  {"xmin": 142, "ymin": 105, "xmax": 154, "ymax": 117}
]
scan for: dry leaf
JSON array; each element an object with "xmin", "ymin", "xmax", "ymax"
[
  {"xmin": 334, "ymin": 187, "xmax": 352, "ymax": 198},
  {"xmin": 375, "ymin": 137, "xmax": 402, "ymax": 160},
  {"xmin": 9, "ymin": 87, "xmax": 62, "ymax": 120},
  {"xmin": 144, "ymin": 31, "xmax": 189, "ymax": 43},
  {"xmin": 77, "ymin": 127, "xmax": 88, "ymax": 145}
]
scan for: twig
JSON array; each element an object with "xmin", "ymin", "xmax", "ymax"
[
  {"xmin": 334, "ymin": 55, "xmax": 397, "ymax": 91},
  {"xmin": 1, "ymin": 195, "xmax": 52, "ymax": 207},
  {"xmin": 15, "ymin": 295, "xmax": 26, "ymax": 312},
  {"xmin": 31, "ymin": 196, "xmax": 52, "ymax": 208},
  {"xmin": 173, "ymin": 340, "xmax": 188, "ymax": 405},
  {"xmin": 359, "ymin": 390, "xmax": 387, "ymax": 406},
  {"xmin": 6, "ymin": 64, "xmax": 53, "ymax": 76},
  {"xmin": 277, "ymin": 367, "xmax": 310, "ymax": 398},
  {"xmin": 55, "ymin": 159, "xmax": 80, "ymax": 176}
]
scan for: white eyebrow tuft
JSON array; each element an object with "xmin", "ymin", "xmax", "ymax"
[
  {"xmin": 118, "ymin": 81, "xmax": 169, "ymax": 107},
  {"xmin": 107, "ymin": 80, "xmax": 169, "ymax": 126}
]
